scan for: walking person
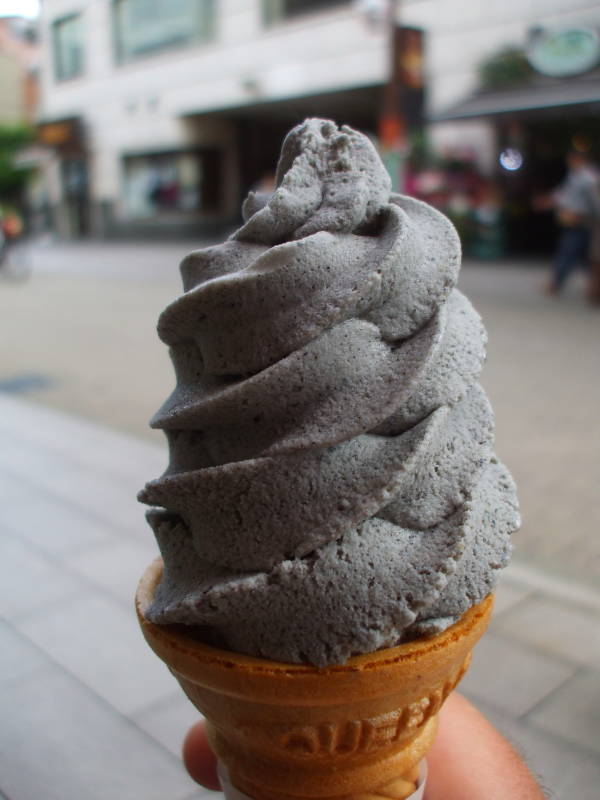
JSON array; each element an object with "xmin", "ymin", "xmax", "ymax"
[
  {"xmin": 543, "ymin": 150, "xmax": 600, "ymax": 295},
  {"xmin": 587, "ymin": 199, "xmax": 600, "ymax": 304},
  {"xmin": 0, "ymin": 208, "xmax": 5, "ymax": 267},
  {"xmin": 0, "ymin": 205, "xmax": 28, "ymax": 280}
]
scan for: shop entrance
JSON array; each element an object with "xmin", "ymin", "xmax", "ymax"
[
  {"xmin": 497, "ymin": 114, "xmax": 600, "ymax": 256},
  {"xmin": 232, "ymin": 85, "xmax": 382, "ymax": 210},
  {"xmin": 61, "ymin": 157, "xmax": 89, "ymax": 237}
]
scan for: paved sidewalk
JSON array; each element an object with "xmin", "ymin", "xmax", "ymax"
[{"xmin": 0, "ymin": 394, "xmax": 599, "ymax": 799}]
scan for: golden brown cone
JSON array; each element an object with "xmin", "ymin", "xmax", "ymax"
[{"xmin": 137, "ymin": 559, "xmax": 493, "ymax": 800}]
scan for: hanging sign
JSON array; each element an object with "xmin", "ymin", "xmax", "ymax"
[{"xmin": 527, "ymin": 27, "xmax": 600, "ymax": 77}]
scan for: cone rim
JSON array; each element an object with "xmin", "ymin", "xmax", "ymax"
[{"xmin": 137, "ymin": 557, "xmax": 493, "ymax": 676}]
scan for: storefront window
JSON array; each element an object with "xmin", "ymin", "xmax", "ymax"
[
  {"xmin": 122, "ymin": 151, "xmax": 221, "ymax": 218},
  {"xmin": 263, "ymin": 0, "xmax": 348, "ymax": 25},
  {"xmin": 52, "ymin": 14, "xmax": 83, "ymax": 81},
  {"xmin": 113, "ymin": 0, "xmax": 215, "ymax": 63}
]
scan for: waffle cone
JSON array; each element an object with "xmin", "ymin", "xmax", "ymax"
[{"xmin": 137, "ymin": 559, "xmax": 492, "ymax": 800}]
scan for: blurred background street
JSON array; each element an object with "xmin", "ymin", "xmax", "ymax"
[{"xmin": 1, "ymin": 0, "xmax": 600, "ymax": 798}]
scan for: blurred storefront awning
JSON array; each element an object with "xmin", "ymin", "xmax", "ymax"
[
  {"xmin": 433, "ymin": 75, "xmax": 600, "ymax": 121},
  {"xmin": 182, "ymin": 83, "xmax": 385, "ymax": 211},
  {"xmin": 182, "ymin": 83, "xmax": 383, "ymax": 127},
  {"xmin": 36, "ymin": 116, "xmax": 85, "ymax": 149},
  {"xmin": 13, "ymin": 145, "xmax": 54, "ymax": 169}
]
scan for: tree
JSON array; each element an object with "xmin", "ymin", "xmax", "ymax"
[
  {"xmin": 0, "ymin": 124, "xmax": 33, "ymax": 202},
  {"xmin": 478, "ymin": 47, "xmax": 533, "ymax": 91}
]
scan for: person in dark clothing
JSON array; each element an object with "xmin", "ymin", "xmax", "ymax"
[{"xmin": 545, "ymin": 150, "xmax": 600, "ymax": 294}]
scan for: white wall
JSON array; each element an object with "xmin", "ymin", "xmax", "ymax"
[
  {"xmin": 38, "ymin": 0, "xmax": 388, "ymax": 209},
  {"xmin": 402, "ymin": 0, "xmax": 600, "ymax": 114},
  {"xmin": 0, "ymin": 51, "xmax": 22, "ymax": 122},
  {"xmin": 38, "ymin": 0, "xmax": 600, "ymax": 211}
]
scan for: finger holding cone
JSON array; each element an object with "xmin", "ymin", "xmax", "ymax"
[{"xmin": 137, "ymin": 559, "xmax": 493, "ymax": 800}]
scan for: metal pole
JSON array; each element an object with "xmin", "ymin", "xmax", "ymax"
[{"xmin": 378, "ymin": 0, "xmax": 405, "ymax": 192}]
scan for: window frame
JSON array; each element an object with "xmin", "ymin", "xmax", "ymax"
[
  {"xmin": 262, "ymin": 0, "xmax": 349, "ymax": 27},
  {"xmin": 52, "ymin": 12, "xmax": 84, "ymax": 82},
  {"xmin": 111, "ymin": 0, "xmax": 216, "ymax": 65},
  {"xmin": 120, "ymin": 147, "xmax": 223, "ymax": 219}
]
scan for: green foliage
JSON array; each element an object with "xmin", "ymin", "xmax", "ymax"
[
  {"xmin": 0, "ymin": 124, "xmax": 34, "ymax": 200},
  {"xmin": 407, "ymin": 129, "xmax": 429, "ymax": 170},
  {"xmin": 478, "ymin": 47, "xmax": 534, "ymax": 91}
]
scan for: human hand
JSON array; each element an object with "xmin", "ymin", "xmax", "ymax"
[{"xmin": 183, "ymin": 721, "xmax": 220, "ymax": 791}]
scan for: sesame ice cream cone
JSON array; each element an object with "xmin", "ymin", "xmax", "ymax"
[{"xmin": 137, "ymin": 559, "xmax": 493, "ymax": 800}]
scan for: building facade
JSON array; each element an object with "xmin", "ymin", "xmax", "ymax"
[
  {"xmin": 37, "ymin": 0, "xmax": 390, "ymax": 237},
  {"xmin": 0, "ymin": 16, "xmax": 39, "ymax": 125},
  {"xmin": 36, "ymin": 0, "xmax": 600, "ymax": 240}
]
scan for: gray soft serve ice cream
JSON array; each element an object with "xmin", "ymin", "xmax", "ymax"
[{"xmin": 139, "ymin": 119, "xmax": 520, "ymax": 666}]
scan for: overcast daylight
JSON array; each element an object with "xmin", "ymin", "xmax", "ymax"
[{"xmin": 0, "ymin": 3, "xmax": 599, "ymax": 800}]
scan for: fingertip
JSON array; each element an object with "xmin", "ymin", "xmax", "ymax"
[{"xmin": 183, "ymin": 721, "xmax": 221, "ymax": 791}]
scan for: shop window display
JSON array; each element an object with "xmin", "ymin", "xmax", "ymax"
[
  {"xmin": 122, "ymin": 151, "xmax": 220, "ymax": 219},
  {"xmin": 53, "ymin": 14, "xmax": 84, "ymax": 81},
  {"xmin": 113, "ymin": 0, "xmax": 215, "ymax": 62}
]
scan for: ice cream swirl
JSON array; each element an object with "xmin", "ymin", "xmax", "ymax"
[{"xmin": 140, "ymin": 119, "xmax": 519, "ymax": 666}]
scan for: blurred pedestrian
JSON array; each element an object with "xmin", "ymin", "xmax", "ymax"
[
  {"xmin": 0, "ymin": 208, "xmax": 5, "ymax": 266},
  {"xmin": 588, "ymin": 204, "xmax": 600, "ymax": 305},
  {"xmin": 0, "ymin": 206, "xmax": 26, "ymax": 275},
  {"xmin": 538, "ymin": 150, "xmax": 600, "ymax": 295},
  {"xmin": 2, "ymin": 208, "xmax": 23, "ymax": 240}
]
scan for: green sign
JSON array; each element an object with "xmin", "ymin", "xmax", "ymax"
[{"xmin": 527, "ymin": 28, "xmax": 600, "ymax": 77}]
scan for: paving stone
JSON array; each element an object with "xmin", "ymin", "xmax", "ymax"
[
  {"xmin": 491, "ymin": 577, "xmax": 533, "ymax": 617},
  {"xmin": 528, "ymin": 669, "xmax": 600, "ymax": 756},
  {"xmin": 0, "ymin": 471, "xmax": 116, "ymax": 557},
  {"xmin": 0, "ymin": 467, "xmax": 28, "ymax": 504},
  {"xmin": 1, "ymin": 435, "xmax": 146, "ymax": 534},
  {"xmin": 0, "ymin": 533, "xmax": 86, "ymax": 620},
  {"xmin": 494, "ymin": 594, "xmax": 600, "ymax": 668},
  {"xmin": 64, "ymin": 537, "xmax": 159, "ymax": 607},
  {"xmin": 461, "ymin": 630, "xmax": 576, "ymax": 717},
  {"xmin": 0, "ymin": 666, "xmax": 196, "ymax": 800},
  {"xmin": 0, "ymin": 621, "xmax": 49, "ymax": 685},
  {"xmin": 0, "ymin": 393, "xmax": 166, "ymax": 482},
  {"xmin": 504, "ymin": 560, "xmax": 600, "ymax": 616},
  {"xmin": 133, "ymin": 691, "xmax": 204, "ymax": 758},
  {"xmin": 15, "ymin": 591, "xmax": 176, "ymax": 716},
  {"xmin": 560, "ymin": 530, "xmax": 600, "ymax": 588},
  {"xmin": 471, "ymin": 697, "xmax": 600, "ymax": 800}
]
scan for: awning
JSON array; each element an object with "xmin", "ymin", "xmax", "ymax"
[
  {"xmin": 36, "ymin": 116, "xmax": 84, "ymax": 147},
  {"xmin": 182, "ymin": 84, "xmax": 383, "ymax": 124},
  {"xmin": 433, "ymin": 74, "xmax": 600, "ymax": 121},
  {"xmin": 13, "ymin": 145, "xmax": 54, "ymax": 169}
]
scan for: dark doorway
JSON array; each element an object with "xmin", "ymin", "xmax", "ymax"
[
  {"xmin": 61, "ymin": 156, "xmax": 89, "ymax": 237},
  {"xmin": 497, "ymin": 113, "xmax": 600, "ymax": 256},
  {"xmin": 232, "ymin": 85, "xmax": 382, "ymax": 211}
]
